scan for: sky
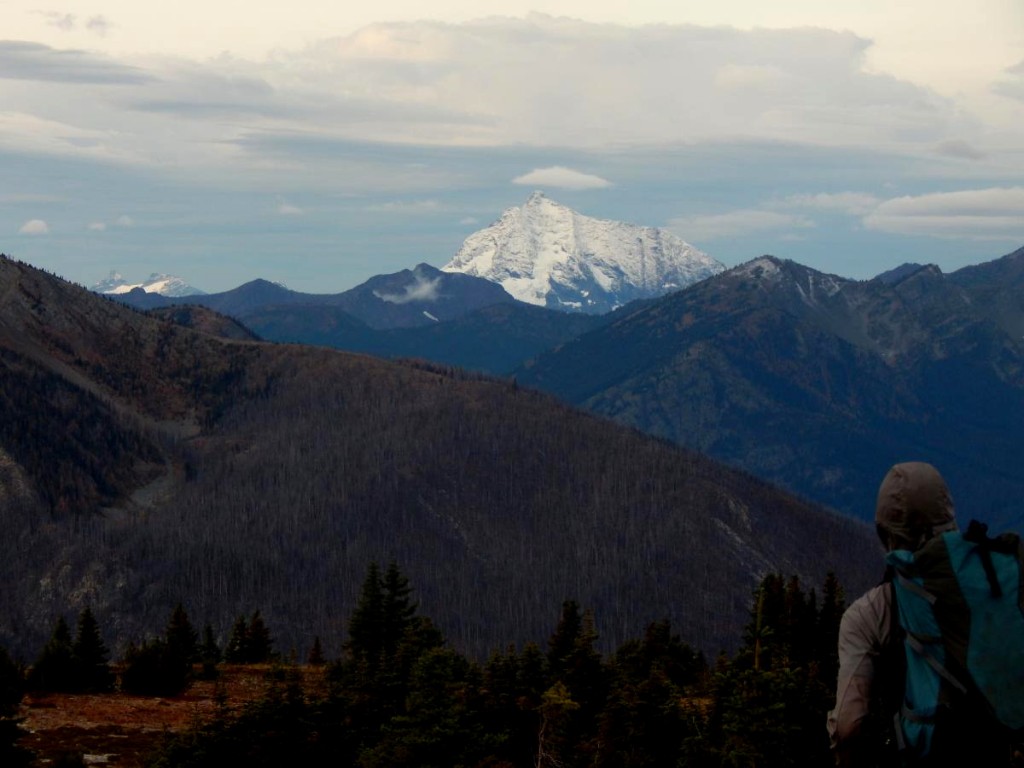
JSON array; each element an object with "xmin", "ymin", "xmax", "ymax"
[{"xmin": 2, "ymin": 1, "xmax": 1023, "ymax": 293}]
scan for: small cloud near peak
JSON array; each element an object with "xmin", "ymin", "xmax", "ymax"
[
  {"xmin": 19, "ymin": 219, "xmax": 49, "ymax": 235},
  {"xmin": 512, "ymin": 166, "xmax": 612, "ymax": 190},
  {"xmin": 374, "ymin": 273, "xmax": 442, "ymax": 304}
]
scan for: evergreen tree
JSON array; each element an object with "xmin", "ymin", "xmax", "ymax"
[
  {"xmin": 307, "ymin": 636, "xmax": 325, "ymax": 666},
  {"xmin": 121, "ymin": 638, "xmax": 189, "ymax": 697},
  {"xmin": 817, "ymin": 571, "xmax": 846, "ymax": 685},
  {"xmin": 200, "ymin": 624, "xmax": 221, "ymax": 664},
  {"xmin": 381, "ymin": 561, "xmax": 416, "ymax": 658},
  {"xmin": 345, "ymin": 562, "xmax": 385, "ymax": 668},
  {"xmin": 246, "ymin": 610, "xmax": 274, "ymax": 664},
  {"xmin": 72, "ymin": 607, "xmax": 113, "ymax": 692},
  {"xmin": 224, "ymin": 615, "xmax": 249, "ymax": 664},
  {"xmin": 27, "ymin": 616, "xmax": 75, "ymax": 692},
  {"xmin": 165, "ymin": 603, "xmax": 200, "ymax": 665},
  {"xmin": 0, "ymin": 645, "xmax": 32, "ymax": 768}
]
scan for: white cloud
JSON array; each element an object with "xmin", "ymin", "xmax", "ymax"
[
  {"xmin": 934, "ymin": 139, "xmax": 987, "ymax": 160},
  {"xmin": 373, "ymin": 274, "xmax": 442, "ymax": 304},
  {"xmin": 115, "ymin": 214, "xmax": 134, "ymax": 227},
  {"xmin": 863, "ymin": 187, "xmax": 1024, "ymax": 240},
  {"xmin": 459, "ymin": 216, "xmax": 479, "ymax": 226},
  {"xmin": 365, "ymin": 199, "xmax": 442, "ymax": 213},
  {"xmin": 775, "ymin": 192, "xmax": 881, "ymax": 216},
  {"xmin": 668, "ymin": 210, "xmax": 814, "ymax": 241},
  {"xmin": 87, "ymin": 221, "xmax": 107, "ymax": 231},
  {"xmin": 18, "ymin": 219, "xmax": 49, "ymax": 235},
  {"xmin": 512, "ymin": 166, "xmax": 612, "ymax": 190},
  {"xmin": 714, "ymin": 63, "xmax": 785, "ymax": 90},
  {"xmin": 277, "ymin": 201, "xmax": 303, "ymax": 215}
]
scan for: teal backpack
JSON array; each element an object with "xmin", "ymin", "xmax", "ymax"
[{"xmin": 887, "ymin": 520, "xmax": 1024, "ymax": 765}]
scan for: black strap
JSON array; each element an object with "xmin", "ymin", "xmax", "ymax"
[{"xmin": 964, "ymin": 520, "xmax": 1003, "ymax": 598}]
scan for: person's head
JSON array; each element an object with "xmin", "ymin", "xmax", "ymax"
[{"xmin": 875, "ymin": 461, "xmax": 957, "ymax": 552}]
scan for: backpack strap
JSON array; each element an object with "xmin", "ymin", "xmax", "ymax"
[{"xmin": 964, "ymin": 520, "xmax": 1004, "ymax": 597}]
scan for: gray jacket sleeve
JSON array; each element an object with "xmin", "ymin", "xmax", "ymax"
[{"xmin": 828, "ymin": 583, "xmax": 892, "ymax": 764}]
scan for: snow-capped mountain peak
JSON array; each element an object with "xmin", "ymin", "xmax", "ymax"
[
  {"xmin": 91, "ymin": 270, "xmax": 206, "ymax": 297},
  {"xmin": 442, "ymin": 193, "xmax": 724, "ymax": 313}
]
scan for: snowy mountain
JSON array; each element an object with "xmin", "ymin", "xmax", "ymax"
[
  {"xmin": 91, "ymin": 270, "xmax": 206, "ymax": 297},
  {"xmin": 442, "ymin": 192, "xmax": 724, "ymax": 313}
]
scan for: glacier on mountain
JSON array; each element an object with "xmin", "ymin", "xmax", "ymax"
[
  {"xmin": 91, "ymin": 271, "xmax": 206, "ymax": 297},
  {"xmin": 442, "ymin": 192, "xmax": 724, "ymax": 313}
]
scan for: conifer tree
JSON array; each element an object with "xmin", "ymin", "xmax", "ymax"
[
  {"xmin": 200, "ymin": 624, "xmax": 222, "ymax": 665},
  {"xmin": 0, "ymin": 644, "xmax": 32, "ymax": 767},
  {"xmin": 27, "ymin": 616, "xmax": 75, "ymax": 692},
  {"xmin": 246, "ymin": 610, "xmax": 274, "ymax": 664},
  {"xmin": 72, "ymin": 607, "xmax": 113, "ymax": 692},
  {"xmin": 224, "ymin": 615, "xmax": 249, "ymax": 664},
  {"xmin": 307, "ymin": 636, "xmax": 325, "ymax": 666},
  {"xmin": 165, "ymin": 604, "xmax": 200, "ymax": 665},
  {"xmin": 346, "ymin": 562, "xmax": 385, "ymax": 667}
]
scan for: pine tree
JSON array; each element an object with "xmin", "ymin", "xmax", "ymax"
[
  {"xmin": 72, "ymin": 607, "xmax": 113, "ymax": 692},
  {"xmin": 27, "ymin": 616, "xmax": 75, "ymax": 692},
  {"xmin": 200, "ymin": 624, "xmax": 222, "ymax": 664},
  {"xmin": 307, "ymin": 636, "xmax": 325, "ymax": 666},
  {"xmin": 165, "ymin": 604, "xmax": 200, "ymax": 665},
  {"xmin": 246, "ymin": 610, "xmax": 274, "ymax": 664},
  {"xmin": 224, "ymin": 615, "xmax": 249, "ymax": 664},
  {"xmin": 345, "ymin": 562, "xmax": 385, "ymax": 667},
  {"xmin": 381, "ymin": 561, "xmax": 416, "ymax": 658},
  {"xmin": 0, "ymin": 645, "xmax": 32, "ymax": 767}
]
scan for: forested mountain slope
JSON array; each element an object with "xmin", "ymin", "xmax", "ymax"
[
  {"xmin": 0, "ymin": 255, "xmax": 878, "ymax": 661},
  {"xmin": 517, "ymin": 253, "xmax": 1024, "ymax": 530}
]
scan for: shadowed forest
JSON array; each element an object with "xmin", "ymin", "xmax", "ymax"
[{"xmin": 1, "ymin": 563, "xmax": 847, "ymax": 767}]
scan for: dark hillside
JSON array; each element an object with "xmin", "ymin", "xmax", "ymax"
[
  {"xmin": 517, "ymin": 254, "xmax": 1024, "ymax": 530},
  {"xmin": 0, "ymin": 255, "xmax": 878, "ymax": 662}
]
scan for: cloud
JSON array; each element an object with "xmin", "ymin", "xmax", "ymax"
[
  {"xmin": 277, "ymin": 201, "xmax": 303, "ymax": 215},
  {"xmin": 87, "ymin": 221, "xmax": 107, "ymax": 231},
  {"xmin": 115, "ymin": 215, "xmax": 134, "ymax": 227},
  {"xmin": 43, "ymin": 12, "xmax": 76, "ymax": 31},
  {"xmin": 0, "ymin": 41, "xmax": 152, "ymax": 84},
  {"xmin": 863, "ymin": 187, "xmax": 1024, "ymax": 239},
  {"xmin": 934, "ymin": 139, "xmax": 986, "ymax": 160},
  {"xmin": 512, "ymin": 166, "xmax": 612, "ymax": 190},
  {"xmin": 995, "ymin": 59, "xmax": 1024, "ymax": 102},
  {"xmin": 373, "ymin": 274, "xmax": 442, "ymax": 304},
  {"xmin": 775, "ymin": 192, "xmax": 881, "ymax": 216},
  {"xmin": 18, "ymin": 219, "xmax": 49, "ymax": 235},
  {"xmin": 459, "ymin": 216, "xmax": 479, "ymax": 226},
  {"xmin": 86, "ymin": 16, "xmax": 112, "ymax": 36},
  {"xmin": 365, "ymin": 199, "xmax": 442, "ymax": 213},
  {"xmin": 668, "ymin": 210, "xmax": 814, "ymax": 241},
  {"xmin": 258, "ymin": 18, "xmax": 958, "ymax": 150}
]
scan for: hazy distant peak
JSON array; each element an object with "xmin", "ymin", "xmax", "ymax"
[
  {"xmin": 92, "ymin": 271, "xmax": 206, "ymax": 297},
  {"xmin": 443, "ymin": 193, "xmax": 724, "ymax": 314}
]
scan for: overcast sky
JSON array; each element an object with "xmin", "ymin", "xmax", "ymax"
[{"xmin": 3, "ymin": 1, "xmax": 1023, "ymax": 292}]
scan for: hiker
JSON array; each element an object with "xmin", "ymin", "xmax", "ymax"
[
  {"xmin": 827, "ymin": 461, "xmax": 957, "ymax": 766},
  {"xmin": 829, "ymin": 461, "xmax": 1024, "ymax": 767}
]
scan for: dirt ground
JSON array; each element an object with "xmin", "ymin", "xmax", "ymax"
[{"xmin": 17, "ymin": 665, "xmax": 326, "ymax": 767}]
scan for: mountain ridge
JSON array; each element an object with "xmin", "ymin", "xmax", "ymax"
[
  {"xmin": 0, "ymin": 253, "xmax": 878, "ymax": 661},
  {"xmin": 516, "ymin": 250, "xmax": 1024, "ymax": 530}
]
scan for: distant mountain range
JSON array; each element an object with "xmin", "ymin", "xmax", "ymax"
[
  {"xmin": 443, "ymin": 191, "xmax": 723, "ymax": 313},
  {"xmin": 87, "ymin": 209, "xmax": 1024, "ymax": 532},
  {"xmin": 517, "ymin": 249, "xmax": 1024, "ymax": 531},
  {"xmin": 0, "ymin": 254, "xmax": 876, "ymax": 661}
]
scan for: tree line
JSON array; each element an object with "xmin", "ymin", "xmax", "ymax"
[{"xmin": 1, "ymin": 563, "xmax": 848, "ymax": 767}]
